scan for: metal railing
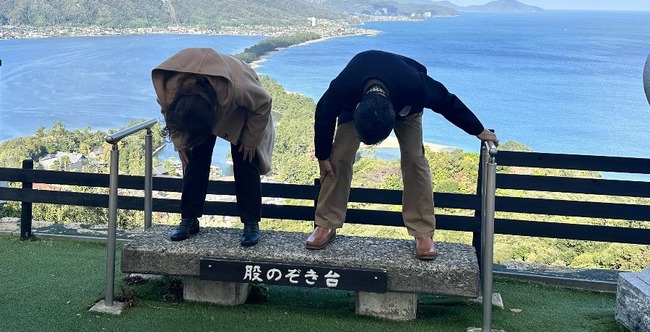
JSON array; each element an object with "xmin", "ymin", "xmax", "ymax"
[
  {"xmin": 103, "ymin": 118, "xmax": 157, "ymax": 307},
  {"xmin": 479, "ymin": 141, "xmax": 498, "ymax": 332}
]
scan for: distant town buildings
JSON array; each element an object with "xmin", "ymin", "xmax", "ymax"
[
  {"xmin": 38, "ymin": 152, "xmax": 87, "ymax": 171},
  {"xmin": 0, "ymin": 21, "xmax": 377, "ymax": 40}
]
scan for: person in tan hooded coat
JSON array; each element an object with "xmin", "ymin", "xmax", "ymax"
[{"xmin": 152, "ymin": 48, "xmax": 274, "ymax": 245}]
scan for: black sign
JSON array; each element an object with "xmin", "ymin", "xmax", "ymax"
[{"xmin": 200, "ymin": 258, "xmax": 387, "ymax": 293}]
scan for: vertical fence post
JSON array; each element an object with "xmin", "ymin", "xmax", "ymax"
[
  {"xmin": 313, "ymin": 178, "xmax": 320, "ymax": 228},
  {"xmin": 20, "ymin": 159, "xmax": 33, "ymax": 241},
  {"xmin": 144, "ymin": 128, "xmax": 153, "ymax": 229},
  {"xmin": 480, "ymin": 147, "xmax": 488, "ymax": 271},
  {"xmin": 105, "ymin": 144, "xmax": 119, "ymax": 306},
  {"xmin": 480, "ymin": 142, "xmax": 497, "ymax": 332}
]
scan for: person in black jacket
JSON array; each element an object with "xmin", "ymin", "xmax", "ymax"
[{"xmin": 306, "ymin": 50, "xmax": 499, "ymax": 260}]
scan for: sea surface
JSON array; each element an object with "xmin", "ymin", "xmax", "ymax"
[
  {"xmin": 1, "ymin": 11, "xmax": 649, "ymax": 177},
  {"xmin": 0, "ymin": 34, "xmax": 266, "ymax": 173}
]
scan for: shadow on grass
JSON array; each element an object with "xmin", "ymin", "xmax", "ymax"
[{"xmin": 119, "ymin": 275, "xmax": 628, "ymax": 332}]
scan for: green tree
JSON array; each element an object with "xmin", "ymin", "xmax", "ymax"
[{"xmin": 261, "ymin": 77, "xmax": 318, "ymax": 184}]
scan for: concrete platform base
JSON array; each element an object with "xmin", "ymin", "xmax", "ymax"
[
  {"xmin": 466, "ymin": 328, "xmax": 506, "ymax": 332},
  {"xmin": 183, "ymin": 277, "xmax": 249, "ymax": 305},
  {"xmin": 355, "ymin": 291, "xmax": 418, "ymax": 321},
  {"xmin": 122, "ymin": 226, "xmax": 480, "ymax": 319},
  {"xmin": 122, "ymin": 227, "xmax": 480, "ymax": 298},
  {"xmin": 615, "ymin": 267, "xmax": 650, "ymax": 332},
  {"xmin": 88, "ymin": 299, "xmax": 126, "ymax": 315}
]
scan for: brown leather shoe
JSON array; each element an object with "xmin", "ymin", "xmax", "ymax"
[
  {"xmin": 415, "ymin": 236, "xmax": 438, "ymax": 260},
  {"xmin": 305, "ymin": 226, "xmax": 336, "ymax": 250}
]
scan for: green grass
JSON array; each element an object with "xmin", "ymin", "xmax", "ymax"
[{"xmin": 0, "ymin": 236, "xmax": 628, "ymax": 332}]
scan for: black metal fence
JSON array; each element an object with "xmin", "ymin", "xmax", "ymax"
[
  {"xmin": 1, "ymin": 150, "xmax": 649, "ymax": 246},
  {"xmin": 493, "ymin": 151, "xmax": 650, "ymax": 245}
]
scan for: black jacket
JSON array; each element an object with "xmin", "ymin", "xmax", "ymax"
[{"xmin": 314, "ymin": 50, "xmax": 484, "ymax": 160}]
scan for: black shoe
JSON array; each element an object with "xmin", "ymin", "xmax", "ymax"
[
  {"xmin": 170, "ymin": 218, "xmax": 199, "ymax": 241},
  {"xmin": 240, "ymin": 222, "xmax": 260, "ymax": 247}
]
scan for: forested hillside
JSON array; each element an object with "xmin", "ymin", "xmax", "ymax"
[
  {"xmin": 0, "ymin": 0, "xmax": 343, "ymax": 27},
  {"xmin": 0, "ymin": 0, "xmax": 546, "ymax": 29},
  {"xmin": 0, "ymin": 0, "xmax": 465, "ymax": 28}
]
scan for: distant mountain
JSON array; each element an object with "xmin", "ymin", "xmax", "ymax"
[
  {"xmin": 392, "ymin": 0, "xmax": 437, "ymax": 3},
  {"xmin": 431, "ymin": 1, "xmax": 462, "ymax": 11},
  {"xmin": 463, "ymin": 0, "xmax": 543, "ymax": 13},
  {"xmin": 398, "ymin": 0, "xmax": 542, "ymax": 13},
  {"xmin": 302, "ymin": 0, "xmax": 458, "ymax": 18}
]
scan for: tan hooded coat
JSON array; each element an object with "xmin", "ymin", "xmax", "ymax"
[{"xmin": 152, "ymin": 48, "xmax": 274, "ymax": 174}]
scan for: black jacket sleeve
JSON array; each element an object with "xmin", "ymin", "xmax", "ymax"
[
  {"xmin": 314, "ymin": 89, "xmax": 339, "ymax": 160},
  {"xmin": 422, "ymin": 76, "xmax": 484, "ymax": 136}
]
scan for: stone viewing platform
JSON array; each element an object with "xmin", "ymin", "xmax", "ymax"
[{"xmin": 121, "ymin": 226, "xmax": 479, "ymax": 320}]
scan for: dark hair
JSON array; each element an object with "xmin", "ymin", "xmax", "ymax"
[
  {"xmin": 354, "ymin": 93, "xmax": 395, "ymax": 145},
  {"xmin": 164, "ymin": 77, "xmax": 217, "ymax": 150}
]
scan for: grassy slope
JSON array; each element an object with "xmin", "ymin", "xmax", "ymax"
[{"xmin": 0, "ymin": 235, "xmax": 625, "ymax": 332}]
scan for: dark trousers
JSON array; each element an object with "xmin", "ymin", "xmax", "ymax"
[{"xmin": 180, "ymin": 134, "xmax": 261, "ymax": 224}]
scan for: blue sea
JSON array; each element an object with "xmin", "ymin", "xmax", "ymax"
[{"xmin": 1, "ymin": 11, "xmax": 649, "ymax": 177}]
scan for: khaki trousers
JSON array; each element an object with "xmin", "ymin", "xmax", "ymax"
[{"xmin": 315, "ymin": 113, "xmax": 436, "ymax": 238}]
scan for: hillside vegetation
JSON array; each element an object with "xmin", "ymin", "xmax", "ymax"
[
  {"xmin": 0, "ymin": 0, "xmax": 544, "ymax": 28},
  {"xmin": 0, "ymin": 0, "xmax": 461, "ymax": 28},
  {"xmin": 0, "ymin": 0, "xmax": 343, "ymax": 28}
]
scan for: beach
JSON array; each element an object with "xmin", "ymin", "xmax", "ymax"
[{"xmin": 376, "ymin": 136, "xmax": 457, "ymax": 152}]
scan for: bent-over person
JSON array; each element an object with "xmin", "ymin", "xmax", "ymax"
[
  {"xmin": 307, "ymin": 50, "xmax": 499, "ymax": 260},
  {"xmin": 152, "ymin": 48, "xmax": 274, "ymax": 246}
]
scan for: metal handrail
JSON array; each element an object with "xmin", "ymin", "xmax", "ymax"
[
  {"xmin": 480, "ymin": 141, "xmax": 497, "ymax": 332},
  {"xmin": 105, "ymin": 119, "xmax": 158, "ymax": 144},
  {"xmin": 103, "ymin": 118, "xmax": 157, "ymax": 307}
]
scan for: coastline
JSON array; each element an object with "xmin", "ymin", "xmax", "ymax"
[
  {"xmin": 248, "ymin": 29, "xmax": 380, "ymax": 69},
  {"xmin": 0, "ymin": 20, "xmax": 379, "ymax": 71},
  {"xmin": 0, "ymin": 13, "xmax": 427, "ymax": 41},
  {"xmin": 375, "ymin": 136, "xmax": 458, "ymax": 152},
  {"xmin": 0, "ymin": 19, "xmax": 378, "ymax": 41}
]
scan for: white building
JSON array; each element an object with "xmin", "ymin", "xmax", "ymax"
[{"xmin": 38, "ymin": 152, "xmax": 87, "ymax": 171}]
